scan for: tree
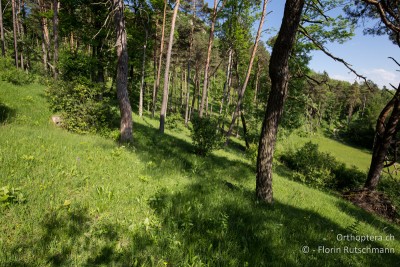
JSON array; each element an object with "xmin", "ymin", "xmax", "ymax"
[
  {"xmin": 138, "ymin": 3, "xmax": 150, "ymax": 117},
  {"xmin": 346, "ymin": 0, "xmax": 400, "ymax": 46},
  {"xmin": 114, "ymin": 0, "xmax": 133, "ymax": 142},
  {"xmin": 346, "ymin": 0, "xmax": 400, "ymax": 189},
  {"xmin": 0, "ymin": 0, "xmax": 5, "ymax": 57},
  {"xmin": 225, "ymin": 0, "xmax": 268, "ymax": 141},
  {"xmin": 37, "ymin": 0, "xmax": 51, "ymax": 71},
  {"xmin": 199, "ymin": 0, "xmax": 224, "ymax": 117},
  {"xmin": 159, "ymin": 0, "xmax": 180, "ymax": 133},
  {"xmin": 256, "ymin": 0, "xmax": 305, "ymax": 203},
  {"xmin": 152, "ymin": 0, "xmax": 167, "ymax": 118},
  {"xmin": 53, "ymin": 0, "xmax": 59, "ymax": 78},
  {"xmin": 12, "ymin": 0, "xmax": 19, "ymax": 67}
]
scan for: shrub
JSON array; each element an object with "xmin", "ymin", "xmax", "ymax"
[
  {"xmin": 379, "ymin": 175, "xmax": 400, "ymax": 212},
  {"xmin": 165, "ymin": 113, "xmax": 184, "ymax": 131},
  {"xmin": 280, "ymin": 142, "xmax": 365, "ymax": 190},
  {"xmin": 59, "ymin": 50, "xmax": 95, "ymax": 81},
  {"xmin": 190, "ymin": 115, "xmax": 224, "ymax": 156},
  {"xmin": 46, "ymin": 78, "xmax": 118, "ymax": 134},
  {"xmin": 0, "ymin": 58, "xmax": 34, "ymax": 86},
  {"xmin": 246, "ymin": 143, "xmax": 259, "ymax": 168},
  {"xmin": 334, "ymin": 163, "xmax": 366, "ymax": 191}
]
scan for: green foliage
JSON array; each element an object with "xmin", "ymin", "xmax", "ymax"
[
  {"xmin": 46, "ymin": 78, "xmax": 118, "ymax": 134},
  {"xmin": 165, "ymin": 113, "xmax": 184, "ymax": 131},
  {"xmin": 0, "ymin": 58, "xmax": 34, "ymax": 86},
  {"xmin": 58, "ymin": 51, "xmax": 95, "ymax": 81},
  {"xmin": 342, "ymin": 118, "xmax": 375, "ymax": 148},
  {"xmin": 280, "ymin": 142, "xmax": 365, "ymax": 190},
  {"xmin": 246, "ymin": 143, "xmax": 258, "ymax": 168},
  {"xmin": 190, "ymin": 115, "xmax": 224, "ymax": 156},
  {"xmin": 379, "ymin": 175, "xmax": 400, "ymax": 212},
  {"xmin": 0, "ymin": 186, "xmax": 26, "ymax": 208}
]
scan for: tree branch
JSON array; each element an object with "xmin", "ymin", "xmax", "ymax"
[{"xmin": 298, "ymin": 25, "xmax": 370, "ymax": 87}]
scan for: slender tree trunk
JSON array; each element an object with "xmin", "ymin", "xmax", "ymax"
[
  {"xmin": 253, "ymin": 58, "xmax": 261, "ymax": 104},
  {"xmin": 241, "ymin": 109, "xmax": 250, "ymax": 149},
  {"xmin": 0, "ymin": 0, "xmax": 5, "ymax": 57},
  {"xmin": 256, "ymin": 0, "xmax": 305, "ymax": 203},
  {"xmin": 189, "ymin": 68, "xmax": 199, "ymax": 121},
  {"xmin": 180, "ymin": 66, "xmax": 184, "ymax": 109},
  {"xmin": 225, "ymin": 0, "xmax": 268, "ymax": 142},
  {"xmin": 114, "ymin": 0, "xmax": 133, "ymax": 142},
  {"xmin": 152, "ymin": 18, "xmax": 158, "ymax": 115},
  {"xmin": 12, "ymin": 0, "xmax": 18, "ymax": 68},
  {"xmin": 153, "ymin": 0, "xmax": 167, "ymax": 117},
  {"xmin": 159, "ymin": 0, "xmax": 180, "ymax": 133},
  {"xmin": 19, "ymin": 0, "xmax": 26, "ymax": 70},
  {"xmin": 185, "ymin": 0, "xmax": 196, "ymax": 126},
  {"xmin": 199, "ymin": 0, "xmax": 218, "ymax": 117},
  {"xmin": 139, "ymin": 27, "xmax": 148, "ymax": 117},
  {"xmin": 38, "ymin": 0, "xmax": 51, "ymax": 70},
  {"xmin": 40, "ymin": 16, "xmax": 48, "ymax": 70},
  {"xmin": 365, "ymin": 84, "xmax": 400, "ymax": 189},
  {"xmin": 53, "ymin": 0, "xmax": 59, "ymax": 79},
  {"xmin": 184, "ymin": 68, "xmax": 190, "ymax": 126},
  {"xmin": 220, "ymin": 49, "xmax": 233, "ymax": 115}
]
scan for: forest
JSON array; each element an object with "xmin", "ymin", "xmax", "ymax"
[{"xmin": 0, "ymin": 0, "xmax": 399, "ymax": 266}]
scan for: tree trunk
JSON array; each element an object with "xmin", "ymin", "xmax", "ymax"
[
  {"xmin": 0, "ymin": 0, "xmax": 5, "ymax": 57},
  {"xmin": 114, "ymin": 0, "xmax": 133, "ymax": 142},
  {"xmin": 185, "ymin": 0, "xmax": 196, "ymax": 126},
  {"xmin": 256, "ymin": 0, "xmax": 305, "ymax": 203},
  {"xmin": 19, "ymin": 0, "xmax": 26, "ymax": 70},
  {"xmin": 152, "ymin": 0, "xmax": 167, "ymax": 118},
  {"xmin": 365, "ymin": 84, "xmax": 400, "ymax": 189},
  {"xmin": 189, "ymin": 68, "xmax": 199, "ymax": 121},
  {"xmin": 12, "ymin": 0, "xmax": 19, "ymax": 68},
  {"xmin": 253, "ymin": 58, "xmax": 261, "ymax": 104},
  {"xmin": 184, "ymin": 69, "xmax": 190, "ymax": 125},
  {"xmin": 220, "ymin": 48, "xmax": 232, "ymax": 115},
  {"xmin": 40, "ymin": 16, "xmax": 48, "ymax": 71},
  {"xmin": 53, "ymin": 0, "xmax": 59, "ymax": 79},
  {"xmin": 199, "ymin": 0, "xmax": 218, "ymax": 118},
  {"xmin": 139, "ymin": 26, "xmax": 148, "ymax": 117},
  {"xmin": 241, "ymin": 109, "xmax": 250, "ymax": 149},
  {"xmin": 159, "ymin": 0, "xmax": 180, "ymax": 133},
  {"xmin": 225, "ymin": 0, "xmax": 268, "ymax": 141},
  {"xmin": 39, "ymin": 0, "xmax": 51, "ymax": 69}
]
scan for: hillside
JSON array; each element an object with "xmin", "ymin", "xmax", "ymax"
[{"xmin": 1, "ymin": 81, "xmax": 399, "ymax": 266}]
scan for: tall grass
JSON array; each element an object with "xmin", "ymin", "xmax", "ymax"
[{"xmin": 0, "ymin": 81, "xmax": 399, "ymax": 266}]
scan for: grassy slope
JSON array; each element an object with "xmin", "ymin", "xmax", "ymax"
[{"xmin": 0, "ymin": 82, "xmax": 399, "ymax": 266}]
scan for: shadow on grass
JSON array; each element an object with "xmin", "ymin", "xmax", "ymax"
[
  {"xmin": 321, "ymin": 128, "xmax": 372, "ymax": 154},
  {"xmin": 130, "ymin": 120, "xmax": 254, "ymax": 183},
  {"xmin": 0, "ymin": 102, "xmax": 16, "ymax": 124},
  {"xmin": 6, "ymin": 205, "xmax": 133, "ymax": 266},
  {"xmin": 336, "ymin": 200, "xmax": 400, "ymax": 234},
  {"xmin": 138, "ymin": 181, "xmax": 400, "ymax": 266}
]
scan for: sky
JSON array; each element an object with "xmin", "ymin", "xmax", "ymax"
[{"xmin": 262, "ymin": 0, "xmax": 400, "ymax": 89}]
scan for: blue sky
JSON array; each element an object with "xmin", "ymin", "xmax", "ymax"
[
  {"xmin": 262, "ymin": 0, "xmax": 400, "ymax": 88},
  {"xmin": 204, "ymin": 0, "xmax": 399, "ymax": 88}
]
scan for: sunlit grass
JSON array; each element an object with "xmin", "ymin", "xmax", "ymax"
[{"xmin": 0, "ymin": 81, "xmax": 399, "ymax": 266}]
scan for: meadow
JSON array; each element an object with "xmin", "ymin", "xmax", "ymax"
[{"xmin": 1, "ymin": 81, "xmax": 399, "ymax": 266}]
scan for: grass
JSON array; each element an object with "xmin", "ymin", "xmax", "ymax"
[
  {"xmin": 0, "ymin": 81, "xmax": 399, "ymax": 266},
  {"xmin": 276, "ymin": 131, "xmax": 372, "ymax": 172}
]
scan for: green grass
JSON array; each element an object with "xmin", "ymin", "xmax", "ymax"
[
  {"xmin": 1, "ymin": 81, "xmax": 399, "ymax": 266},
  {"xmin": 276, "ymin": 132, "xmax": 372, "ymax": 172}
]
